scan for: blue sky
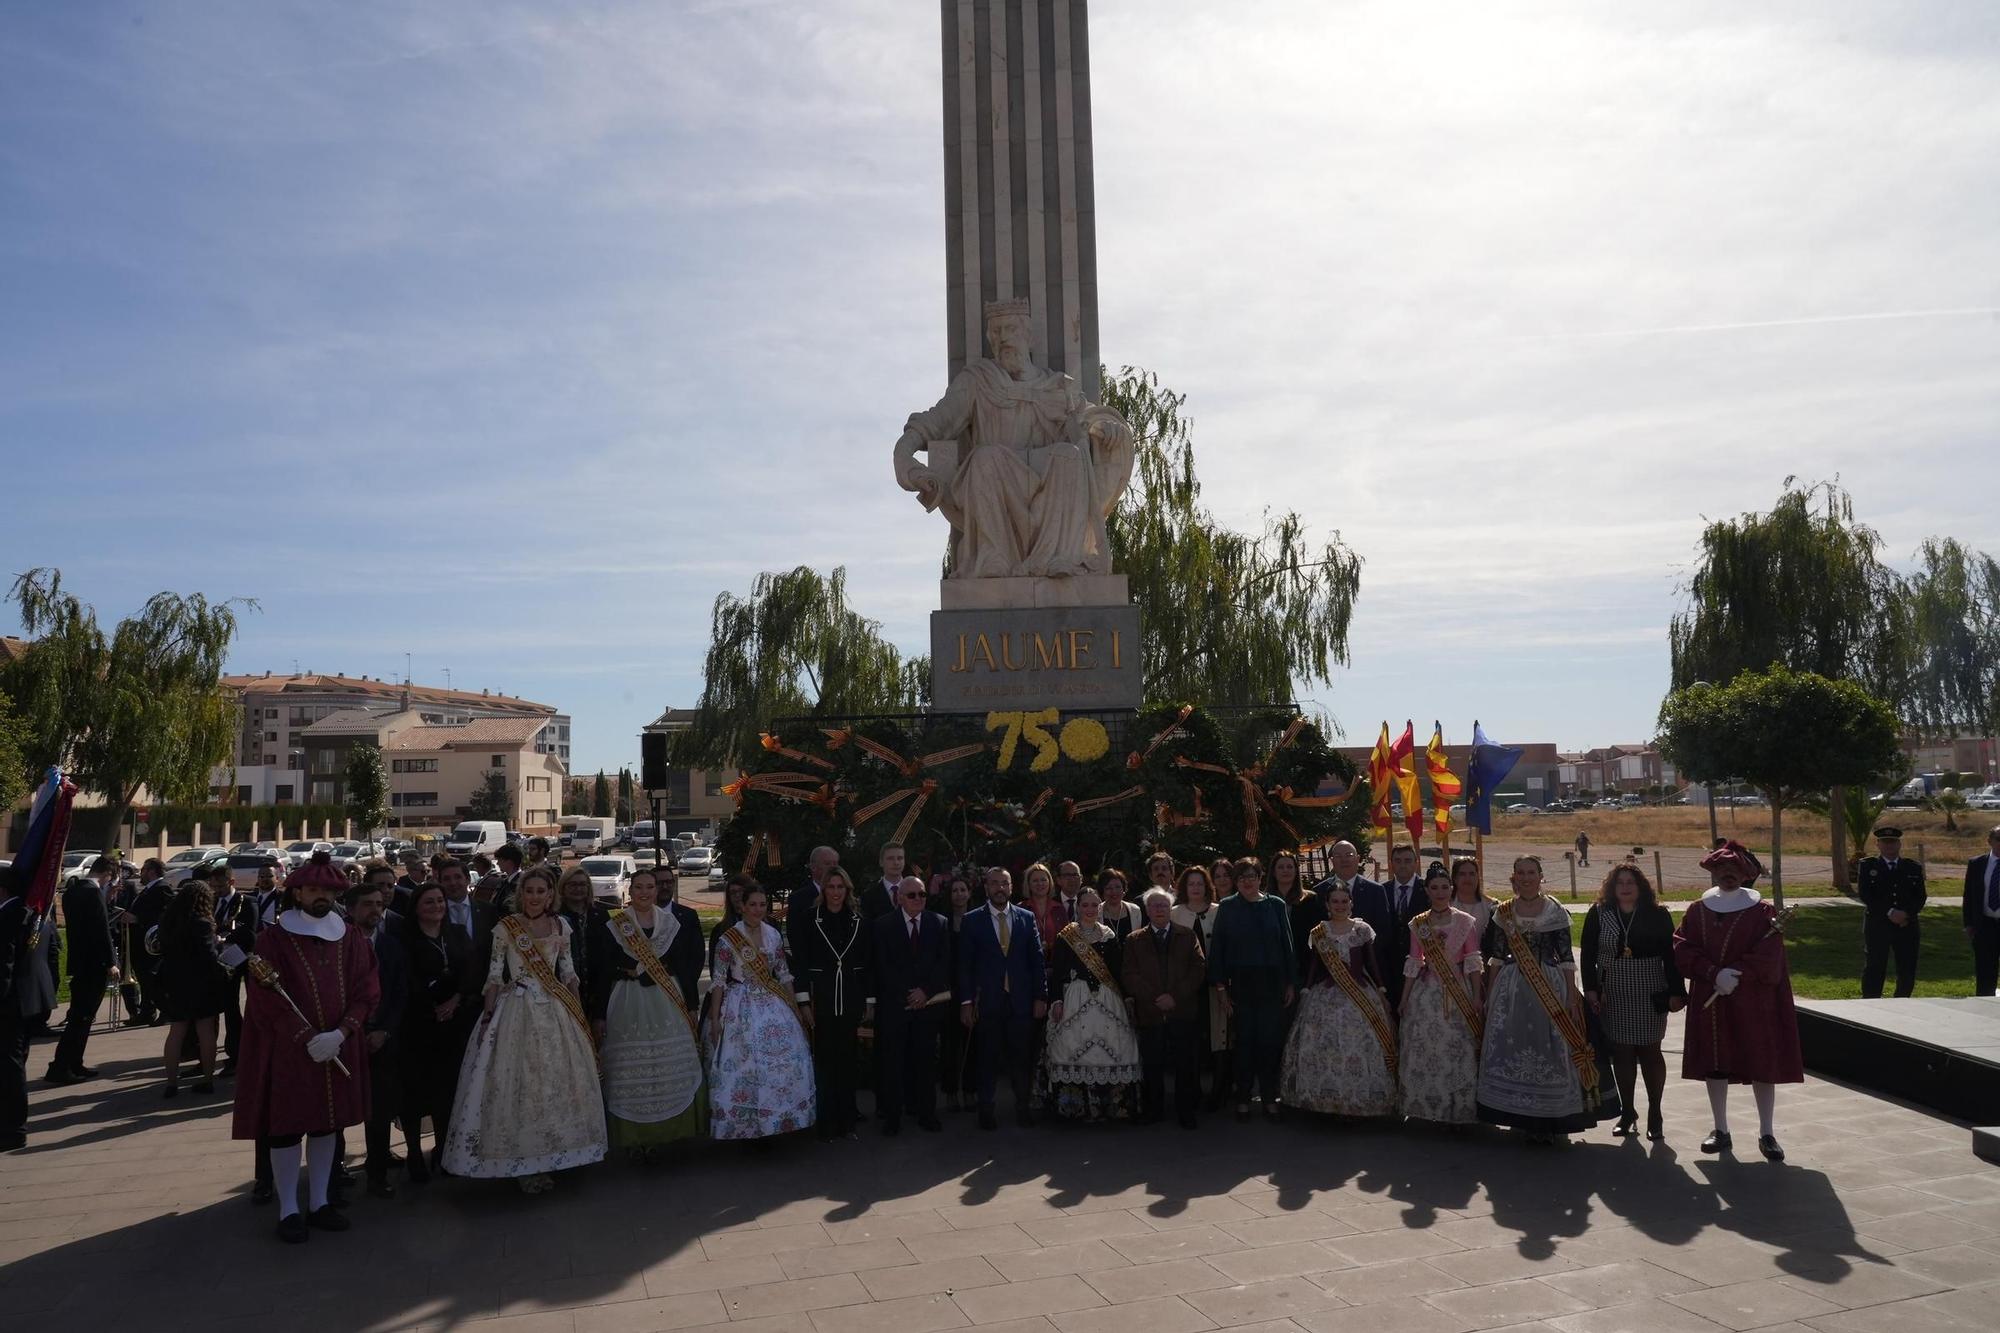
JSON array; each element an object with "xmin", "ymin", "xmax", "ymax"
[{"xmin": 4, "ymin": 1, "xmax": 1997, "ymax": 775}]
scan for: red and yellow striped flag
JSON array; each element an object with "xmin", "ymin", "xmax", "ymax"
[{"xmin": 1426, "ymin": 721, "xmax": 1463, "ymax": 846}]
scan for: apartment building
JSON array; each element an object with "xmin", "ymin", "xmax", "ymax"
[{"xmin": 296, "ymin": 709, "xmax": 564, "ymax": 832}]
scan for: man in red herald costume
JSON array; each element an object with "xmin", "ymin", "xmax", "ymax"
[
  {"xmin": 1673, "ymin": 841, "xmax": 1803, "ymax": 1164},
  {"xmin": 231, "ymin": 852, "xmax": 379, "ymax": 1242}
]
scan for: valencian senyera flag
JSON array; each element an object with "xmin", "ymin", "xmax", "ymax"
[
  {"xmin": 12, "ymin": 767, "xmax": 79, "ymax": 916},
  {"xmin": 1391, "ymin": 721, "xmax": 1420, "ymax": 850},
  {"xmin": 1426, "ymin": 722, "xmax": 1463, "ymax": 845},
  {"xmin": 1366, "ymin": 722, "xmax": 1395, "ymax": 846},
  {"xmin": 1464, "ymin": 721, "xmax": 1523, "ymax": 837}
]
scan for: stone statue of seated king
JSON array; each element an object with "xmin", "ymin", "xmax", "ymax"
[{"xmin": 893, "ymin": 300, "xmax": 1135, "ymax": 583}]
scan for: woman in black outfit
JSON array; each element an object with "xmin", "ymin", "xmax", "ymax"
[
  {"xmin": 935, "ymin": 874, "xmax": 977, "ymax": 1110},
  {"xmin": 154, "ymin": 882, "xmax": 229, "ymax": 1098},
  {"xmin": 397, "ymin": 882, "xmax": 476, "ymax": 1180},
  {"xmin": 789, "ymin": 867, "xmax": 871, "ymax": 1140},
  {"xmin": 1580, "ymin": 864, "xmax": 1685, "ymax": 1142},
  {"xmin": 557, "ymin": 866, "xmax": 611, "ymax": 989}
]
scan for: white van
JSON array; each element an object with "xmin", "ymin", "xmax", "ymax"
[
  {"xmin": 568, "ymin": 816, "xmax": 616, "ymax": 855},
  {"xmin": 445, "ymin": 820, "xmax": 509, "ymax": 858}
]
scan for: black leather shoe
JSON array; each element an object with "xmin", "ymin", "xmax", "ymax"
[
  {"xmin": 0, "ymin": 1131, "xmax": 26, "ymax": 1151},
  {"xmin": 276, "ymin": 1213, "xmax": 309, "ymax": 1244},
  {"xmin": 1700, "ymin": 1130, "xmax": 1733, "ymax": 1154},
  {"xmin": 978, "ymin": 1108, "xmax": 998, "ymax": 1131},
  {"xmin": 307, "ymin": 1204, "xmax": 350, "ymax": 1232},
  {"xmin": 73, "ymin": 1065, "xmax": 99, "ymax": 1079},
  {"xmin": 251, "ymin": 1180, "xmax": 274, "ymax": 1205},
  {"xmin": 918, "ymin": 1118, "xmax": 943, "ymax": 1132},
  {"xmin": 43, "ymin": 1067, "xmax": 82, "ymax": 1086},
  {"xmin": 881, "ymin": 1121, "xmax": 901, "ymax": 1137},
  {"xmin": 1612, "ymin": 1113, "xmax": 1638, "ymax": 1137},
  {"xmin": 366, "ymin": 1176, "xmax": 396, "ymax": 1199},
  {"xmin": 1758, "ymin": 1135, "xmax": 1785, "ymax": 1162},
  {"xmin": 405, "ymin": 1156, "xmax": 431, "ymax": 1185}
]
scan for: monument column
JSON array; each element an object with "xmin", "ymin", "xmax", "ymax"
[{"xmin": 941, "ymin": 0, "xmax": 1100, "ymax": 402}]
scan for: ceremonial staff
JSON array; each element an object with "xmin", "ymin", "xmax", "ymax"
[{"xmin": 245, "ymin": 953, "xmax": 351, "ymax": 1076}]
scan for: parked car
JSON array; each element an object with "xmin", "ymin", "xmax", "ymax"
[
  {"xmin": 217, "ymin": 851, "xmax": 284, "ymax": 890},
  {"xmin": 1620, "ymin": 794, "xmax": 1644, "ymax": 807},
  {"xmin": 1594, "ymin": 798, "xmax": 1621, "ymax": 810},
  {"xmin": 579, "ymin": 855, "xmax": 637, "ymax": 903},
  {"xmin": 163, "ymin": 846, "xmax": 226, "ymax": 885},
  {"xmin": 1504, "ymin": 802, "xmax": 1531, "ymax": 814},
  {"xmin": 1967, "ymin": 784, "xmax": 2000, "ymax": 811},
  {"xmin": 676, "ymin": 846, "xmax": 716, "ymax": 876},
  {"xmin": 708, "ymin": 861, "xmax": 729, "ymax": 889},
  {"xmin": 329, "ymin": 841, "xmax": 383, "ymax": 869},
  {"xmin": 282, "ymin": 840, "xmax": 334, "ymax": 867},
  {"xmin": 444, "ymin": 820, "xmax": 509, "ymax": 858}
]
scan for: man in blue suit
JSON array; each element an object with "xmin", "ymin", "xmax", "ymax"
[
  {"xmin": 871, "ymin": 877, "xmax": 951, "ymax": 1134},
  {"xmin": 956, "ymin": 866, "xmax": 1046, "ymax": 1130},
  {"xmin": 1374, "ymin": 844, "xmax": 1429, "ymax": 1009}
]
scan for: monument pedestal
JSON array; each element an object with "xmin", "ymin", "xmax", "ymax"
[{"xmin": 939, "ymin": 575, "xmax": 1128, "ymax": 610}]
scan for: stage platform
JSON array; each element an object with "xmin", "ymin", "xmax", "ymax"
[{"xmin": 1795, "ymin": 994, "xmax": 2000, "ymax": 1125}]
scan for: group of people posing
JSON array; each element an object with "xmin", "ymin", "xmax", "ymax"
[{"xmin": 1, "ymin": 831, "xmax": 1809, "ymax": 1241}]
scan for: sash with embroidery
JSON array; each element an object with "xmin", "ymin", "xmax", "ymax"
[
  {"xmin": 1415, "ymin": 914, "xmax": 1483, "ymax": 1042},
  {"xmin": 1495, "ymin": 900, "xmax": 1599, "ymax": 1107},
  {"xmin": 727, "ymin": 923, "xmax": 807, "ymax": 1031},
  {"xmin": 1056, "ymin": 922, "xmax": 1122, "ymax": 1000},
  {"xmin": 1312, "ymin": 923, "xmax": 1397, "ymax": 1077},
  {"xmin": 501, "ymin": 914, "xmax": 595, "ymax": 1050},
  {"xmin": 610, "ymin": 908, "xmax": 698, "ymax": 1040}
]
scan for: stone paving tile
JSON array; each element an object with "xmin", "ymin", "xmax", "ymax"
[
  {"xmin": 905, "ymin": 1223, "xmax": 1042, "ymax": 1263},
  {"xmin": 1667, "ymin": 1278, "xmax": 1847, "ymax": 1331},
  {"xmin": 990, "ymin": 1240, "xmax": 1131, "ymax": 1281},
  {"xmin": 810, "ymin": 1293, "xmax": 971, "ymax": 1333},
  {"xmin": 1182, "ymin": 1276, "xmax": 1346, "ymax": 1325},
  {"xmin": 951, "ymin": 1275, "xmax": 1108, "ymax": 1325},
  {"xmin": 1296, "ymin": 1305, "xmax": 1477, "ymax": 1333},
  {"xmin": 1420, "ymin": 1277, "xmax": 1590, "ymax": 1330},
  {"xmin": 1306, "ymin": 1256, "xmax": 1468, "ymax": 1305},
  {"xmin": 1775, "ymin": 1263, "xmax": 1950, "ymax": 1310},
  {"xmin": 1105, "ymin": 1223, "xmax": 1251, "ymax": 1265},
  {"xmin": 1080, "ymin": 1257, "xmax": 1235, "ymax": 1304},
  {"xmin": 1050, "ymin": 1293, "xmax": 1219, "ymax": 1333},
  {"xmin": 1020, "ymin": 1210, "xmax": 1160, "ymax": 1247},
  {"xmin": 1534, "ymin": 1259, "xmax": 1703, "ymax": 1307},
  {"xmin": 1204, "ymin": 1240, "xmax": 1352, "ymax": 1284},
  {"xmin": 646, "ymin": 1256, "xmax": 789, "ymax": 1298},
  {"xmin": 1544, "ymin": 1297, "xmax": 1734, "ymax": 1332},
  {"xmin": 781, "ymin": 1239, "xmax": 924, "ymax": 1280},
  {"xmin": 1217, "ymin": 1213, "xmax": 1360, "ymax": 1248},
  {"xmin": 719, "ymin": 1273, "xmax": 874, "ymax": 1320},
  {"xmin": 859, "ymin": 1257, "xmax": 1009, "ymax": 1301},
  {"xmin": 1317, "ymin": 1227, "xmax": 1466, "ymax": 1268},
  {"xmin": 1806, "ymin": 1304, "xmax": 1988, "ymax": 1333}
]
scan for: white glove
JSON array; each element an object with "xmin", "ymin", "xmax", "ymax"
[
  {"xmin": 305, "ymin": 1030, "xmax": 345, "ymax": 1064},
  {"xmin": 1712, "ymin": 967, "xmax": 1741, "ymax": 997}
]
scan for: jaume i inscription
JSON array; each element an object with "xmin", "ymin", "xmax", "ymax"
[
  {"xmin": 929, "ymin": 606, "xmax": 1142, "ymax": 712},
  {"xmin": 947, "ymin": 625, "xmax": 1126, "ymax": 674}
]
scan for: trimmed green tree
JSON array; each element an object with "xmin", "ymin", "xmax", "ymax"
[
  {"xmin": 343, "ymin": 743, "xmax": 389, "ymax": 839},
  {"xmin": 5, "ymin": 568, "xmax": 248, "ymax": 838},
  {"xmin": 468, "ymin": 770, "xmax": 512, "ymax": 822},
  {"xmin": 1656, "ymin": 667, "xmax": 1902, "ymax": 906},
  {"xmin": 615, "ymin": 767, "xmax": 635, "ymax": 825},
  {"xmin": 592, "ymin": 769, "xmax": 611, "ymax": 818}
]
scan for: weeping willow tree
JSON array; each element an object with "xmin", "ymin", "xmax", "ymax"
[
  {"xmin": 1902, "ymin": 537, "xmax": 2000, "ymax": 739},
  {"xmin": 1101, "ymin": 368, "xmax": 1362, "ymax": 708},
  {"xmin": 1664, "ymin": 480, "xmax": 1910, "ymax": 888},
  {"xmin": 5, "ymin": 568, "xmax": 247, "ymax": 837},
  {"xmin": 668, "ymin": 566, "xmax": 923, "ymax": 770}
]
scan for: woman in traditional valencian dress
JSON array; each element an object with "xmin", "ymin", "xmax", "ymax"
[
  {"xmin": 1041, "ymin": 888, "xmax": 1143, "ymax": 1120},
  {"xmin": 704, "ymin": 883, "xmax": 815, "ymax": 1140},
  {"xmin": 1172, "ymin": 865, "xmax": 1230, "ymax": 1110},
  {"xmin": 1674, "ymin": 841, "xmax": 1802, "ymax": 1162},
  {"xmin": 788, "ymin": 867, "xmax": 870, "ymax": 1141},
  {"xmin": 1582, "ymin": 864, "xmax": 1684, "ymax": 1143},
  {"xmin": 1450, "ymin": 857, "xmax": 1493, "ymax": 936},
  {"xmin": 1281, "ymin": 880, "xmax": 1398, "ymax": 1117},
  {"xmin": 443, "ymin": 865, "xmax": 607, "ymax": 1193},
  {"xmin": 1476, "ymin": 855, "xmax": 1617, "ymax": 1144},
  {"xmin": 1398, "ymin": 866, "xmax": 1484, "ymax": 1125},
  {"xmin": 590, "ymin": 865, "xmax": 707, "ymax": 1160}
]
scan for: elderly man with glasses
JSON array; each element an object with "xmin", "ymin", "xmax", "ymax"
[{"xmin": 870, "ymin": 876, "xmax": 951, "ymax": 1135}]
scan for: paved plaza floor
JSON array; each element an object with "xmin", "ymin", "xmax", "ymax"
[{"xmin": 3, "ymin": 1019, "xmax": 1998, "ymax": 1333}]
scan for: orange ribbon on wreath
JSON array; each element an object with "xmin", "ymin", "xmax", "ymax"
[
  {"xmin": 1126, "ymin": 704, "xmax": 1195, "ymax": 771},
  {"xmin": 1174, "ymin": 756, "xmax": 1301, "ymax": 849},
  {"xmin": 851, "ymin": 778, "xmax": 940, "ymax": 847},
  {"xmin": 1024, "ymin": 787, "xmax": 1056, "ymax": 821},
  {"xmin": 721, "ymin": 771, "xmax": 838, "ymax": 814},
  {"xmin": 1064, "ymin": 784, "xmax": 1148, "ymax": 821}
]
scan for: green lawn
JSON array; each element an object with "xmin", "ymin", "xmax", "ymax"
[{"xmin": 1565, "ymin": 904, "xmax": 1979, "ymax": 1000}]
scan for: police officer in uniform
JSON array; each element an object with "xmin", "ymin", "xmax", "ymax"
[{"xmin": 1858, "ymin": 824, "xmax": 1926, "ymax": 998}]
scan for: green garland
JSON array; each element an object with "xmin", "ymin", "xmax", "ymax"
[{"xmin": 716, "ymin": 706, "xmax": 1368, "ymax": 896}]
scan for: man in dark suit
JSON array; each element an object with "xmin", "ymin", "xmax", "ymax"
[
  {"xmin": 1373, "ymin": 844, "xmax": 1428, "ymax": 1010},
  {"xmin": 122, "ymin": 858, "xmax": 174, "ymax": 1026},
  {"xmin": 439, "ymin": 858, "xmax": 498, "ymax": 995},
  {"xmin": 348, "ymin": 868, "xmax": 407, "ymax": 1198},
  {"xmin": 1308, "ymin": 841, "xmax": 1389, "ymax": 983},
  {"xmin": 1964, "ymin": 826, "xmax": 2000, "ymax": 998},
  {"xmin": 786, "ymin": 845, "xmax": 841, "ymax": 922},
  {"xmin": 655, "ymin": 868, "xmax": 706, "ymax": 1008},
  {"xmin": 48, "ymin": 856, "xmax": 121, "ymax": 1084},
  {"xmin": 861, "ymin": 844, "xmax": 907, "ymax": 922},
  {"xmin": 871, "ymin": 876, "xmax": 950, "ymax": 1134},
  {"xmin": 956, "ymin": 866, "xmax": 1047, "ymax": 1130},
  {"xmin": 1123, "ymin": 886, "xmax": 1205, "ymax": 1128},
  {"xmin": 1858, "ymin": 824, "xmax": 1926, "ymax": 998}
]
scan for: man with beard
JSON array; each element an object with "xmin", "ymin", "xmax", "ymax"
[{"xmin": 231, "ymin": 852, "xmax": 379, "ymax": 1242}]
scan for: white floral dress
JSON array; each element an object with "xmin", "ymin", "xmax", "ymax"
[
  {"xmin": 442, "ymin": 916, "xmax": 608, "ymax": 1177},
  {"xmin": 1281, "ymin": 920, "xmax": 1398, "ymax": 1116},
  {"xmin": 705, "ymin": 922, "xmax": 815, "ymax": 1140},
  {"xmin": 1397, "ymin": 907, "xmax": 1484, "ymax": 1124}
]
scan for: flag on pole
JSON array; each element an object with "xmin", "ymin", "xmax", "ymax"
[
  {"xmin": 1366, "ymin": 723, "xmax": 1394, "ymax": 847},
  {"xmin": 1392, "ymin": 721, "xmax": 1421, "ymax": 850},
  {"xmin": 12, "ymin": 768, "xmax": 79, "ymax": 916},
  {"xmin": 1465, "ymin": 721, "xmax": 1523, "ymax": 836},
  {"xmin": 1426, "ymin": 722, "xmax": 1463, "ymax": 845}
]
